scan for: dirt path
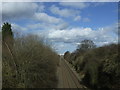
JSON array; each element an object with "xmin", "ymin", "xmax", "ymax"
[{"xmin": 57, "ymin": 58, "xmax": 86, "ymax": 88}]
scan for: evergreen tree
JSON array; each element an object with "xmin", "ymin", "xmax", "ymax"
[{"xmin": 2, "ymin": 22, "xmax": 14, "ymax": 49}]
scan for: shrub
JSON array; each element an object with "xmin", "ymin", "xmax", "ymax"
[
  {"xmin": 81, "ymin": 44, "xmax": 120, "ymax": 89},
  {"xmin": 68, "ymin": 43, "xmax": 120, "ymax": 89},
  {"xmin": 2, "ymin": 35, "xmax": 59, "ymax": 88}
]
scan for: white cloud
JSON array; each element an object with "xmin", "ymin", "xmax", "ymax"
[
  {"xmin": 2, "ymin": 2, "xmax": 66, "ymax": 27},
  {"xmin": 48, "ymin": 28, "xmax": 93, "ymax": 42},
  {"xmin": 2, "ymin": 2, "xmax": 38, "ymax": 20},
  {"xmin": 59, "ymin": 2, "xmax": 89, "ymax": 9},
  {"xmin": 33, "ymin": 12, "xmax": 63, "ymax": 24},
  {"xmin": 27, "ymin": 22, "xmax": 68, "ymax": 30},
  {"xmin": 46, "ymin": 24, "xmax": 118, "ymax": 46},
  {"xmin": 74, "ymin": 16, "xmax": 81, "ymax": 21},
  {"xmin": 44, "ymin": 24, "xmax": 118, "ymax": 54},
  {"xmin": 50, "ymin": 5, "xmax": 79, "ymax": 17}
]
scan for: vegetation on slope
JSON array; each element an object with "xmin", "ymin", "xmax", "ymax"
[
  {"xmin": 2, "ymin": 22, "xmax": 59, "ymax": 88},
  {"xmin": 64, "ymin": 39, "xmax": 120, "ymax": 89}
]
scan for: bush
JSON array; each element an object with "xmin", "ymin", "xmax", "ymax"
[
  {"xmin": 2, "ymin": 35, "xmax": 59, "ymax": 88},
  {"xmin": 69, "ymin": 43, "xmax": 120, "ymax": 89},
  {"xmin": 82, "ymin": 44, "xmax": 120, "ymax": 89}
]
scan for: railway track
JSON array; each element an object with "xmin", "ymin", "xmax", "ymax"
[
  {"xmin": 63, "ymin": 59, "xmax": 82, "ymax": 88},
  {"xmin": 58, "ymin": 57, "xmax": 85, "ymax": 89}
]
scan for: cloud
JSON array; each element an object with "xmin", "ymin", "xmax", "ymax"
[
  {"xmin": 47, "ymin": 28, "xmax": 94, "ymax": 43},
  {"xmin": 50, "ymin": 5, "xmax": 79, "ymax": 17},
  {"xmin": 2, "ymin": 2, "xmax": 38, "ymax": 20},
  {"xmin": 33, "ymin": 12, "xmax": 63, "ymax": 24},
  {"xmin": 2, "ymin": 2, "xmax": 67, "ymax": 28},
  {"xmin": 74, "ymin": 16, "xmax": 81, "ymax": 21},
  {"xmin": 59, "ymin": 2, "xmax": 89, "ymax": 9},
  {"xmin": 45, "ymin": 23, "xmax": 117, "ymax": 54},
  {"xmin": 45, "ymin": 24, "xmax": 118, "ymax": 46},
  {"xmin": 27, "ymin": 22, "xmax": 68, "ymax": 30}
]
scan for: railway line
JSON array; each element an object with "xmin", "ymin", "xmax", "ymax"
[{"xmin": 57, "ymin": 57, "xmax": 85, "ymax": 88}]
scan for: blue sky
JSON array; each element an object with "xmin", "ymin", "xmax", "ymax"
[{"xmin": 2, "ymin": 2, "xmax": 118, "ymax": 54}]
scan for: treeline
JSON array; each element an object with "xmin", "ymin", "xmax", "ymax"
[
  {"xmin": 64, "ymin": 40, "xmax": 120, "ymax": 89},
  {"xmin": 2, "ymin": 22, "xmax": 59, "ymax": 88}
]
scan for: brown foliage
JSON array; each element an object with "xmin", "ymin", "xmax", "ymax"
[{"xmin": 2, "ymin": 35, "xmax": 59, "ymax": 88}]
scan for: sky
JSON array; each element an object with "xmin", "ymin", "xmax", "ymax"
[{"xmin": 1, "ymin": 2, "xmax": 119, "ymax": 54}]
